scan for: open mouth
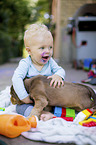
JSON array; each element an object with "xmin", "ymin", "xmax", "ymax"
[{"xmin": 41, "ymin": 55, "xmax": 50, "ymax": 62}]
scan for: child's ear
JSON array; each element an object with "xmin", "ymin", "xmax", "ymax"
[{"xmin": 26, "ymin": 47, "xmax": 31, "ymax": 54}]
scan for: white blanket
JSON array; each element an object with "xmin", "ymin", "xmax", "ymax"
[
  {"xmin": 0, "ymin": 87, "xmax": 96, "ymax": 145},
  {"xmin": 22, "ymin": 118, "xmax": 96, "ymax": 145}
]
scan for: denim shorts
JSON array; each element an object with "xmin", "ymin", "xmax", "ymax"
[{"xmin": 16, "ymin": 103, "xmax": 34, "ymax": 117}]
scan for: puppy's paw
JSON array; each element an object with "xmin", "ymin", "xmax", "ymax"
[{"xmin": 40, "ymin": 113, "xmax": 55, "ymax": 121}]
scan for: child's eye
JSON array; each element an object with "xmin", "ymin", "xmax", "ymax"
[
  {"xmin": 40, "ymin": 47, "xmax": 44, "ymax": 50},
  {"xmin": 49, "ymin": 46, "xmax": 52, "ymax": 49}
]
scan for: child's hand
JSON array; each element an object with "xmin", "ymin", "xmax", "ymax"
[
  {"xmin": 47, "ymin": 74, "xmax": 64, "ymax": 88},
  {"xmin": 21, "ymin": 95, "xmax": 33, "ymax": 104}
]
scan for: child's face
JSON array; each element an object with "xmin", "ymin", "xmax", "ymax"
[{"xmin": 27, "ymin": 31, "xmax": 53, "ymax": 65}]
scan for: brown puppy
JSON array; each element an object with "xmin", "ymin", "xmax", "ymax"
[{"xmin": 10, "ymin": 75, "xmax": 96, "ymax": 119}]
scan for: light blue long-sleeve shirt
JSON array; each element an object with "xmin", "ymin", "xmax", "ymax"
[{"xmin": 12, "ymin": 56, "xmax": 65, "ymax": 100}]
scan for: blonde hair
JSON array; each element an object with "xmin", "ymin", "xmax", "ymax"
[{"xmin": 24, "ymin": 24, "xmax": 51, "ymax": 47}]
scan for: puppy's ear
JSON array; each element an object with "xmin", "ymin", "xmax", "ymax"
[
  {"xmin": 10, "ymin": 85, "xmax": 23, "ymax": 105},
  {"xmin": 10, "ymin": 96, "xmax": 17, "ymax": 105},
  {"xmin": 10, "ymin": 96, "xmax": 23, "ymax": 105}
]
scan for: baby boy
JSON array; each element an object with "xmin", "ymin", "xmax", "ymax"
[{"xmin": 12, "ymin": 24, "xmax": 65, "ymax": 120}]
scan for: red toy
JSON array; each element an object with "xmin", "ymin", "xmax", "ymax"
[
  {"xmin": 54, "ymin": 106, "xmax": 75, "ymax": 121},
  {"xmin": 79, "ymin": 115, "xmax": 96, "ymax": 127},
  {"xmin": 53, "ymin": 116, "xmax": 73, "ymax": 121}
]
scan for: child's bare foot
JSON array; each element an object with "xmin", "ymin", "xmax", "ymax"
[{"xmin": 40, "ymin": 112, "xmax": 55, "ymax": 121}]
